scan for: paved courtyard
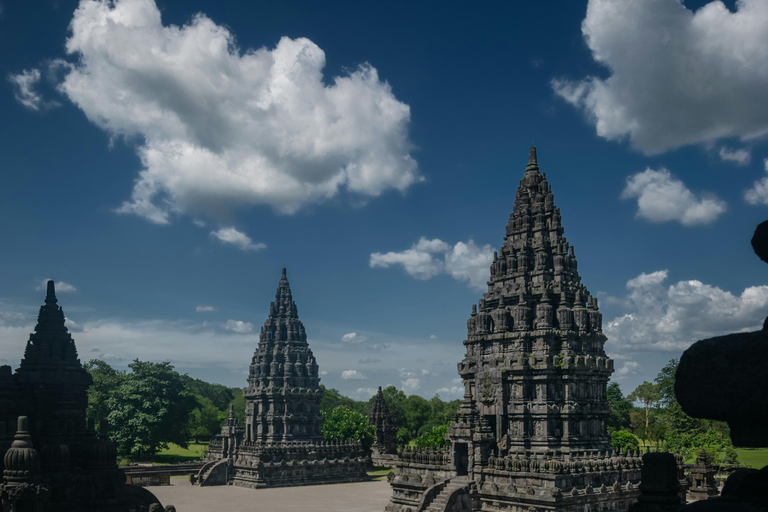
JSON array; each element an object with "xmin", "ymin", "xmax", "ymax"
[{"xmin": 147, "ymin": 476, "xmax": 393, "ymax": 512}]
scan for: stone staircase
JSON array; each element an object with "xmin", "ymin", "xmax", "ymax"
[{"xmin": 423, "ymin": 477, "xmax": 470, "ymax": 512}]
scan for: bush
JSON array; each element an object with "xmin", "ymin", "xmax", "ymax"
[
  {"xmin": 414, "ymin": 424, "xmax": 449, "ymax": 448},
  {"xmin": 396, "ymin": 427, "xmax": 412, "ymax": 446},
  {"xmin": 321, "ymin": 406, "xmax": 376, "ymax": 452},
  {"xmin": 611, "ymin": 430, "xmax": 640, "ymax": 452}
]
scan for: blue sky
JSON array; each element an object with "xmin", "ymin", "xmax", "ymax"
[{"xmin": 2, "ymin": 0, "xmax": 768, "ymax": 401}]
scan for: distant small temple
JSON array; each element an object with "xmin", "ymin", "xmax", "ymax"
[
  {"xmin": 0, "ymin": 281, "xmax": 161, "ymax": 511},
  {"xmin": 369, "ymin": 386, "xmax": 398, "ymax": 465},
  {"xmin": 386, "ymin": 147, "xmax": 642, "ymax": 511},
  {"xmin": 196, "ymin": 269, "xmax": 369, "ymax": 487}
]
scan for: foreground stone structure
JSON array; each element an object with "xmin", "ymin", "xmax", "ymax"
[
  {"xmin": 386, "ymin": 147, "xmax": 641, "ymax": 512},
  {"xmin": 369, "ymin": 387, "xmax": 398, "ymax": 466},
  {"xmin": 197, "ymin": 269, "xmax": 369, "ymax": 488},
  {"xmin": 0, "ymin": 281, "xmax": 162, "ymax": 511}
]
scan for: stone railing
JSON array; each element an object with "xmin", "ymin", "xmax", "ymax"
[
  {"xmin": 396, "ymin": 445, "xmax": 451, "ymax": 467},
  {"xmin": 485, "ymin": 448, "xmax": 643, "ymax": 474},
  {"xmin": 235, "ymin": 439, "xmax": 365, "ymax": 463}
]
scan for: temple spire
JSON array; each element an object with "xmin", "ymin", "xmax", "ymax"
[
  {"xmin": 526, "ymin": 144, "xmax": 539, "ymax": 171},
  {"xmin": 45, "ymin": 280, "xmax": 57, "ymax": 305}
]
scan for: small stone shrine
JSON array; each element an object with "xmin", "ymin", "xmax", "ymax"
[
  {"xmin": 0, "ymin": 281, "xmax": 162, "ymax": 511},
  {"xmin": 386, "ymin": 147, "xmax": 641, "ymax": 512},
  {"xmin": 369, "ymin": 387, "xmax": 398, "ymax": 465},
  {"xmin": 687, "ymin": 449, "xmax": 718, "ymax": 502},
  {"xmin": 196, "ymin": 269, "xmax": 369, "ymax": 488}
]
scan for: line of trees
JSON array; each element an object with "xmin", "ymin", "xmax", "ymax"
[
  {"xmin": 609, "ymin": 359, "xmax": 738, "ymax": 465},
  {"xmin": 84, "ymin": 359, "xmax": 461, "ymax": 460}
]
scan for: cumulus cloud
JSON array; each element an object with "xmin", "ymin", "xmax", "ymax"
[
  {"xmin": 719, "ymin": 147, "xmax": 751, "ymax": 166},
  {"xmin": 196, "ymin": 305, "xmax": 215, "ymax": 312},
  {"xmin": 613, "ymin": 361, "xmax": 640, "ymax": 381},
  {"xmin": 552, "ymin": 0, "xmax": 768, "ymax": 155},
  {"xmin": 370, "ymin": 237, "xmax": 493, "ymax": 291},
  {"xmin": 210, "ymin": 227, "xmax": 266, "ymax": 252},
  {"xmin": 341, "ymin": 332, "xmax": 367, "ymax": 343},
  {"xmin": 8, "ymin": 69, "xmax": 59, "ymax": 111},
  {"xmin": 341, "ymin": 369, "xmax": 366, "ymax": 380},
  {"xmin": 222, "ymin": 319, "xmax": 254, "ymax": 334},
  {"xmin": 64, "ymin": 317, "xmax": 84, "ymax": 333},
  {"xmin": 42, "ymin": 0, "xmax": 418, "ymax": 224},
  {"xmin": 744, "ymin": 159, "xmax": 768, "ymax": 205},
  {"xmin": 605, "ymin": 269, "xmax": 768, "ymax": 352},
  {"xmin": 437, "ymin": 378, "xmax": 464, "ymax": 399},
  {"xmin": 37, "ymin": 280, "xmax": 77, "ymax": 293},
  {"xmin": 621, "ymin": 168, "xmax": 726, "ymax": 226},
  {"xmin": 401, "ymin": 377, "xmax": 421, "ymax": 393}
]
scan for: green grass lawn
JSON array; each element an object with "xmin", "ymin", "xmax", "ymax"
[
  {"xmin": 153, "ymin": 442, "xmax": 209, "ymax": 465},
  {"xmin": 733, "ymin": 448, "xmax": 768, "ymax": 469}
]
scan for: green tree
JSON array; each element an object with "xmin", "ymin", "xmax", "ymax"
[
  {"xmin": 606, "ymin": 382, "xmax": 633, "ymax": 431},
  {"xmin": 610, "ymin": 430, "xmax": 640, "ymax": 452},
  {"xmin": 373, "ymin": 386, "xmax": 408, "ymax": 429},
  {"xmin": 403, "ymin": 395, "xmax": 432, "ymax": 435},
  {"xmin": 180, "ymin": 375, "xmax": 234, "ymax": 411},
  {"xmin": 108, "ymin": 360, "xmax": 197, "ymax": 459},
  {"xmin": 321, "ymin": 406, "xmax": 376, "ymax": 452},
  {"xmin": 654, "ymin": 358, "xmax": 678, "ymax": 408},
  {"xmin": 414, "ymin": 424, "xmax": 449, "ymax": 448},
  {"xmin": 628, "ymin": 381, "xmax": 661, "ymax": 428},
  {"xmin": 84, "ymin": 359, "xmax": 126, "ymax": 429},
  {"xmin": 229, "ymin": 388, "xmax": 247, "ymax": 425},
  {"xmin": 188, "ymin": 396, "xmax": 224, "ymax": 442}
]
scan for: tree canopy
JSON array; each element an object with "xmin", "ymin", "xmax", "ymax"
[
  {"xmin": 107, "ymin": 360, "xmax": 197, "ymax": 458},
  {"xmin": 321, "ymin": 406, "xmax": 375, "ymax": 452}
]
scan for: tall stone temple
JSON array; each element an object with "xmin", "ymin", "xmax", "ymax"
[
  {"xmin": 387, "ymin": 147, "xmax": 642, "ymax": 512},
  {"xmin": 197, "ymin": 269, "xmax": 369, "ymax": 488},
  {"xmin": 369, "ymin": 387, "xmax": 398, "ymax": 465},
  {"xmin": 0, "ymin": 281, "xmax": 162, "ymax": 511}
]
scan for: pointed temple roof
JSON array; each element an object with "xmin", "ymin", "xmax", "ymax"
[
  {"xmin": 19, "ymin": 280, "xmax": 82, "ymax": 369},
  {"xmin": 259, "ymin": 268, "xmax": 308, "ymax": 346},
  {"xmin": 471, "ymin": 145, "xmax": 600, "ymax": 331},
  {"xmin": 368, "ymin": 386, "xmax": 395, "ymax": 426}
]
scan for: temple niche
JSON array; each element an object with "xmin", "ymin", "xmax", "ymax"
[
  {"xmin": 386, "ymin": 147, "xmax": 642, "ymax": 512},
  {"xmin": 196, "ymin": 269, "xmax": 369, "ymax": 488},
  {"xmin": 0, "ymin": 281, "xmax": 162, "ymax": 512}
]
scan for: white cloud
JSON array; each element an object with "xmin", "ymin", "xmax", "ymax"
[
  {"xmin": 222, "ymin": 319, "xmax": 253, "ymax": 334},
  {"xmin": 341, "ymin": 332, "xmax": 367, "ymax": 343},
  {"xmin": 613, "ymin": 361, "xmax": 640, "ymax": 381},
  {"xmin": 621, "ymin": 168, "xmax": 726, "ymax": 226},
  {"xmin": 370, "ymin": 237, "xmax": 493, "ymax": 291},
  {"xmin": 552, "ymin": 0, "xmax": 768, "ymax": 155},
  {"xmin": 368, "ymin": 344, "xmax": 389, "ymax": 351},
  {"xmin": 355, "ymin": 387, "xmax": 378, "ymax": 398},
  {"xmin": 718, "ymin": 147, "xmax": 751, "ymax": 166},
  {"xmin": 64, "ymin": 317, "xmax": 84, "ymax": 333},
  {"xmin": 358, "ymin": 356, "xmax": 381, "ymax": 364},
  {"xmin": 49, "ymin": 0, "xmax": 418, "ymax": 224},
  {"xmin": 437, "ymin": 378, "xmax": 464, "ymax": 400},
  {"xmin": 196, "ymin": 305, "xmax": 215, "ymax": 312},
  {"xmin": 341, "ymin": 369, "xmax": 366, "ymax": 380},
  {"xmin": 429, "ymin": 334, "xmax": 437, "ymax": 339},
  {"xmin": 8, "ymin": 69, "xmax": 59, "ymax": 111},
  {"xmin": 401, "ymin": 377, "xmax": 421, "ymax": 393},
  {"xmin": 744, "ymin": 159, "xmax": 768, "ymax": 205},
  {"xmin": 37, "ymin": 280, "xmax": 77, "ymax": 293},
  {"xmin": 210, "ymin": 227, "xmax": 266, "ymax": 252},
  {"xmin": 605, "ymin": 269, "xmax": 768, "ymax": 352}
]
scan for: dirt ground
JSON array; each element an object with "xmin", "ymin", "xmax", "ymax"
[{"xmin": 146, "ymin": 476, "xmax": 393, "ymax": 512}]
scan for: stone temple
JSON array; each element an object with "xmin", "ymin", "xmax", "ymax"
[
  {"xmin": 196, "ymin": 269, "xmax": 369, "ymax": 488},
  {"xmin": 386, "ymin": 147, "xmax": 642, "ymax": 512},
  {"xmin": 0, "ymin": 281, "xmax": 161, "ymax": 511}
]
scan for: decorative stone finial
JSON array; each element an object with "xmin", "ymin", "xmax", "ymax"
[
  {"xmin": 526, "ymin": 145, "xmax": 539, "ymax": 172},
  {"xmin": 282, "ymin": 267, "xmax": 287, "ymax": 278},
  {"xmin": 45, "ymin": 280, "xmax": 57, "ymax": 305}
]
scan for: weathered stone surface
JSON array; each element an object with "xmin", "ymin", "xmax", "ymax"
[
  {"xmin": 0, "ymin": 281, "xmax": 163, "ymax": 512},
  {"xmin": 369, "ymin": 387, "xmax": 398, "ymax": 464},
  {"xmin": 386, "ymin": 147, "xmax": 640, "ymax": 512},
  {"xmin": 200, "ymin": 270, "xmax": 369, "ymax": 488}
]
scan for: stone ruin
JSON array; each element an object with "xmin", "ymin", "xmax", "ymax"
[
  {"xmin": 386, "ymin": 147, "xmax": 642, "ymax": 512},
  {"xmin": 0, "ymin": 281, "xmax": 163, "ymax": 511},
  {"xmin": 195, "ymin": 269, "xmax": 370, "ymax": 488},
  {"xmin": 369, "ymin": 386, "xmax": 398, "ymax": 466}
]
